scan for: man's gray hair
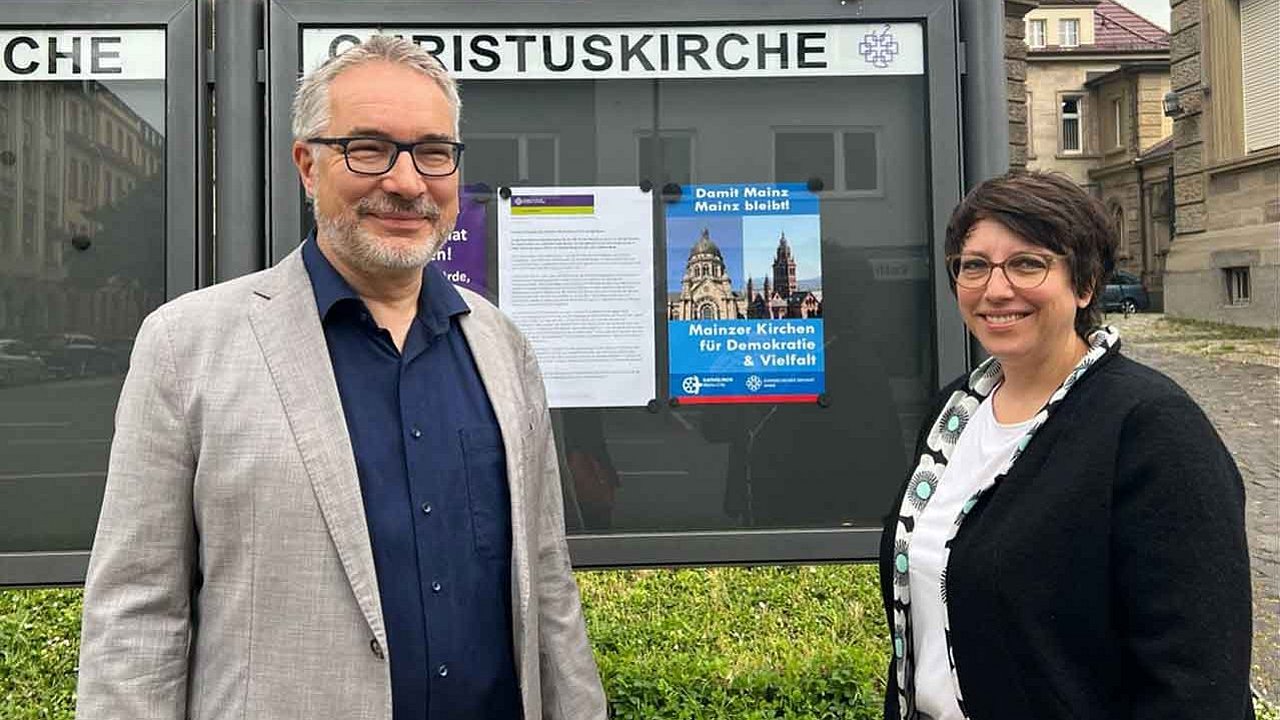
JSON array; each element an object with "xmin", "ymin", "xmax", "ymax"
[{"xmin": 291, "ymin": 35, "xmax": 461, "ymax": 141}]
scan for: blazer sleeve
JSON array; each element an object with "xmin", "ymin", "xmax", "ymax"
[
  {"xmin": 521, "ymin": 339, "xmax": 608, "ymax": 720},
  {"xmin": 76, "ymin": 308, "xmax": 197, "ymax": 720},
  {"xmin": 1112, "ymin": 392, "xmax": 1254, "ymax": 719}
]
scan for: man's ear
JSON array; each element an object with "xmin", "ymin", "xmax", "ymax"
[{"xmin": 292, "ymin": 141, "xmax": 317, "ymax": 199}]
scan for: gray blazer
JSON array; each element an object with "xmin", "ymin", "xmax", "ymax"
[{"xmin": 76, "ymin": 248, "xmax": 606, "ymax": 720}]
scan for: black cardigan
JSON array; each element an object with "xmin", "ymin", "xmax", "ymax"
[{"xmin": 878, "ymin": 350, "xmax": 1254, "ymax": 720}]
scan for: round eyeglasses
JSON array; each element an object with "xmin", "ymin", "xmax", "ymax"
[
  {"xmin": 307, "ymin": 136, "xmax": 465, "ymax": 177},
  {"xmin": 945, "ymin": 252, "xmax": 1067, "ymax": 290}
]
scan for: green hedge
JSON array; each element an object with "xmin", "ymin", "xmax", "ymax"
[
  {"xmin": 4, "ymin": 567, "xmax": 1277, "ymax": 719},
  {"xmin": 577, "ymin": 565, "xmax": 888, "ymax": 720},
  {"xmin": 1, "ymin": 566, "xmax": 887, "ymax": 719}
]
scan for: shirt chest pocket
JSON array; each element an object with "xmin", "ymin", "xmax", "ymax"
[{"xmin": 459, "ymin": 426, "xmax": 512, "ymax": 561}]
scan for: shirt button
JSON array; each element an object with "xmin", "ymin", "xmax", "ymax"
[
  {"xmin": 370, "ymin": 638, "xmax": 384, "ymax": 660},
  {"xmin": 431, "ymin": 580, "xmax": 442, "ymax": 593},
  {"xmin": 421, "ymin": 502, "xmax": 432, "ymax": 516},
  {"xmin": 410, "ymin": 427, "xmax": 422, "ymax": 439},
  {"xmin": 437, "ymin": 663, "xmax": 449, "ymax": 678}
]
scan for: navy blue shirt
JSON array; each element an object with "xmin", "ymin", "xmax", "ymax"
[{"xmin": 303, "ymin": 238, "xmax": 520, "ymax": 720}]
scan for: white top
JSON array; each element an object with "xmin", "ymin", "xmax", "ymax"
[{"xmin": 910, "ymin": 392, "xmax": 1031, "ymax": 720}]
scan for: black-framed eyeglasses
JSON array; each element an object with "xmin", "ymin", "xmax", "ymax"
[
  {"xmin": 307, "ymin": 136, "xmax": 465, "ymax": 177},
  {"xmin": 945, "ymin": 251, "xmax": 1068, "ymax": 290}
]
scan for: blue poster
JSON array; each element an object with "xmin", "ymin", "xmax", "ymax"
[{"xmin": 666, "ymin": 183, "xmax": 825, "ymax": 404}]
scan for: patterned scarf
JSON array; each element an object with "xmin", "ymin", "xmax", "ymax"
[{"xmin": 889, "ymin": 326, "xmax": 1121, "ymax": 719}]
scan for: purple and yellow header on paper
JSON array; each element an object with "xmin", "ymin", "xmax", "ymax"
[{"xmin": 510, "ymin": 194, "xmax": 596, "ymax": 217}]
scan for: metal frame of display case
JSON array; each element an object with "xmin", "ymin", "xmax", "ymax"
[
  {"xmin": 263, "ymin": 0, "xmax": 972, "ymax": 568},
  {"xmin": 0, "ymin": 0, "xmax": 1017, "ymax": 582}
]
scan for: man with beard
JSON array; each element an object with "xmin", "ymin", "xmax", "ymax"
[{"xmin": 76, "ymin": 36, "xmax": 606, "ymax": 720}]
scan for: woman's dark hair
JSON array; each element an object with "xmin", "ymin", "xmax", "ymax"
[{"xmin": 944, "ymin": 170, "xmax": 1116, "ymax": 339}]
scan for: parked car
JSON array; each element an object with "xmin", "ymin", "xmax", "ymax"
[
  {"xmin": 31, "ymin": 333, "xmax": 125, "ymax": 378},
  {"xmin": 102, "ymin": 336, "xmax": 137, "ymax": 370},
  {"xmin": 0, "ymin": 338, "xmax": 48, "ymax": 386},
  {"xmin": 1102, "ymin": 270, "xmax": 1150, "ymax": 315}
]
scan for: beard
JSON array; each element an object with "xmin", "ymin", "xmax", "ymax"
[{"xmin": 313, "ymin": 191, "xmax": 454, "ymax": 273}]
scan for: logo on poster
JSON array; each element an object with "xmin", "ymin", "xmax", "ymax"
[
  {"xmin": 681, "ymin": 376, "xmax": 703, "ymax": 395},
  {"xmin": 745, "ymin": 375, "xmax": 763, "ymax": 392}
]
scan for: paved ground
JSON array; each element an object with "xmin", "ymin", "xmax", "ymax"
[{"xmin": 1111, "ymin": 313, "xmax": 1280, "ymax": 701}]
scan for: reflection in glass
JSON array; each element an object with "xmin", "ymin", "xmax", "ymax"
[
  {"xmin": 774, "ymin": 132, "xmax": 835, "ymax": 189},
  {"xmin": 464, "ymin": 136, "xmax": 520, "ymax": 185},
  {"xmin": 0, "ymin": 79, "xmax": 166, "ymax": 552},
  {"xmin": 461, "ymin": 73, "xmax": 933, "ymax": 534},
  {"xmin": 843, "ymin": 131, "xmax": 878, "ymax": 191},
  {"xmin": 464, "ymin": 133, "xmax": 558, "ymax": 186},
  {"xmin": 637, "ymin": 133, "xmax": 693, "ymax": 186}
]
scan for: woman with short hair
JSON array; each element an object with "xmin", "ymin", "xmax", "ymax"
[{"xmin": 879, "ymin": 170, "xmax": 1254, "ymax": 720}]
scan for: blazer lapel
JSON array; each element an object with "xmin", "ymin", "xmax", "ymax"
[{"xmin": 247, "ymin": 250, "xmax": 385, "ymax": 644}]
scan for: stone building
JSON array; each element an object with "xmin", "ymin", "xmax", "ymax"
[
  {"xmin": 667, "ymin": 228, "xmax": 747, "ymax": 321},
  {"xmin": 744, "ymin": 234, "xmax": 823, "ymax": 320},
  {"xmin": 0, "ymin": 81, "xmax": 164, "ymax": 341},
  {"xmin": 1008, "ymin": 1, "xmax": 1039, "ymax": 170},
  {"xmin": 1085, "ymin": 63, "xmax": 1177, "ymax": 307},
  {"xmin": 1164, "ymin": 0, "xmax": 1279, "ymax": 328},
  {"xmin": 1024, "ymin": 0, "xmax": 1170, "ymax": 184},
  {"xmin": 1021, "ymin": 0, "xmax": 1173, "ymax": 304}
]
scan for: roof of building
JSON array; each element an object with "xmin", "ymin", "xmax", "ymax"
[
  {"xmin": 1083, "ymin": 61, "xmax": 1171, "ymax": 87},
  {"xmin": 689, "ymin": 228, "xmax": 723, "ymax": 259},
  {"xmin": 1137, "ymin": 135, "xmax": 1175, "ymax": 163},
  {"xmin": 1030, "ymin": 0, "xmax": 1170, "ymax": 55},
  {"xmin": 1094, "ymin": 1, "xmax": 1169, "ymax": 49}
]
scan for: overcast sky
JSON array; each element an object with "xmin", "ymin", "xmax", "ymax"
[{"xmin": 1117, "ymin": 0, "xmax": 1172, "ymax": 31}]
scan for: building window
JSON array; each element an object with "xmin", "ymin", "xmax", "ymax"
[
  {"xmin": 463, "ymin": 133, "xmax": 558, "ymax": 185},
  {"xmin": 22, "ymin": 121, "xmax": 34, "ymax": 171},
  {"xmin": 1150, "ymin": 181, "xmax": 1171, "ymax": 219},
  {"xmin": 1225, "ymin": 267, "xmax": 1251, "ymax": 305},
  {"xmin": 0, "ymin": 195, "xmax": 12, "ymax": 256},
  {"xmin": 1059, "ymin": 18, "xmax": 1080, "ymax": 47},
  {"xmin": 1241, "ymin": 0, "xmax": 1280, "ymax": 152},
  {"xmin": 637, "ymin": 131, "xmax": 695, "ymax": 185},
  {"xmin": 45, "ymin": 151, "xmax": 57, "ymax": 195},
  {"xmin": 1060, "ymin": 96, "xmax": 1082, "ymax": 153},
  {"xmin": 45, "ymin": 93, "xmax": 57, "ymax": 134},
  {"xmin": 773, "ymin": 127, "xmax": 881, "ymax": 194},
  {"xmin": 1027, "ymin": 19, "xmax": 1046, "ymax": 48},
  {"xmin": 22, "ymin": 199, "xmax": 37, "ymax": 256},
  {"xmin": 1110, "ymin": 203, "xmax": 1127, "ymax": 257},
  {"xmin": 1026, "ymin": 91, "xmax": 1036, "ymax": 158},
  {"xmin": 1111, "ymin": 97, "xmax": 1124, "ymax": 149}
]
